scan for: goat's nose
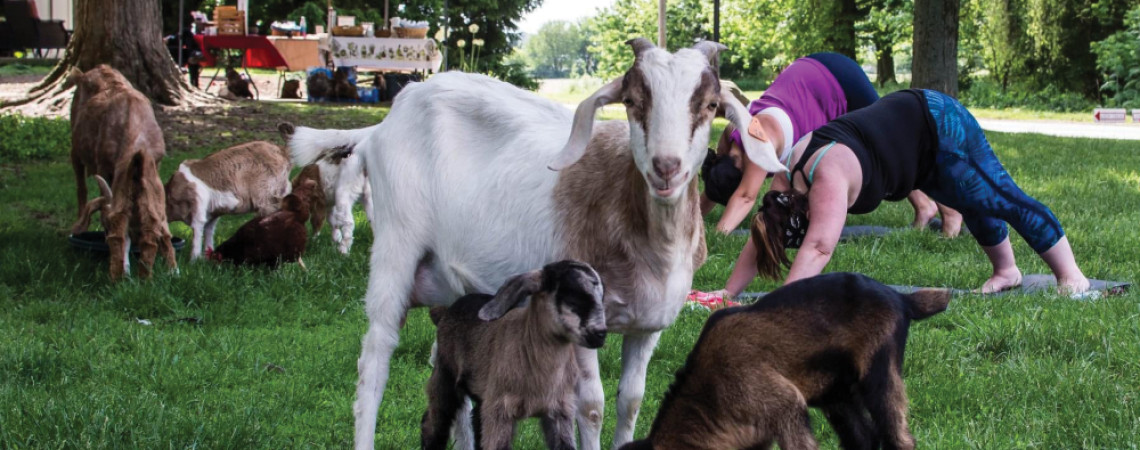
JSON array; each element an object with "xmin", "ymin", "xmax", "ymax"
[
  {"xmin": 652, "ymin": 156, "xmax": 681, "ymax": 180},
  {"xmin": 585, "ymin": 329, "xmax": 608, "ymax": 349}
]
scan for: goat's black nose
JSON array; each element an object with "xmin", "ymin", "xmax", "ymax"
[
  {"xmin": 652, "ymin": 156, "xmax": 681, "ymax": 180},
  {"xmin": 585, "ymin": 329, "xmax": 608, "ymax": 349}
]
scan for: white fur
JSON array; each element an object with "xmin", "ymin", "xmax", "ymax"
[
  {"xmin": 291, "ymin": 54, "xmax": 713, "ymax": 448},
  {"xmin": 317, "ymin": 154, "xmax": 373, "ymax": 254},
  {"xmin": 178, "ymin": 164, "xmax": 243, "ymax": 260}
]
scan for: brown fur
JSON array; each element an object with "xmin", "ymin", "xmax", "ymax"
[
  {"xmin": 423, "ymin": 262, "xmax": 606, "ymax": 450},
  {"xmin": 208, "ymin": 180, "xmax": 316, "ymax": 267},
  {"xmin": 68, "ymin": 65, "xmax": 175, "ymax": 280},
  {"xmin": 291, "ymin": 164, "xmax": 328, "ymax": 235},
  {"xmin": 552, "ymin": 121, "xmax": 706, "ymax": 330},
  {"xmin": 165, "ymin": 141, "xmax": 292, "ymax": 224},
  {"xmin": 225, "ymin": 66, "xmax": 254, "ymax": 99},
  {"xmin": 621, "ymin": 273, "xmax": 952, "ymax": 450},
  {"xmin": 333, "ymin": 68, "xmax": 359, "ymax": 100}
]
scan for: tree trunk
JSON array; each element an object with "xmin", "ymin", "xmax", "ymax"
[
  {"xmin": 876, "ymin": 42, "xmax": 896, "ymax": 87},
  {"xmin": 831, "ymin": 0, "xmax": 862, "ymax": 60},
  {"xmin": 911, "ymin": 0, "xmax": 960, "ymax": 97},
  {"xmin": 3, "ymin": 0, "xmax": 212, "ymax": 115}
]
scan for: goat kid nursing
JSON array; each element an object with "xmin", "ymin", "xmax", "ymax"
[
  {"xmin": 289, "ymin": 38, "xmax": 787, "ymax": 450},
  {"xmin": 68, "ymin": 65, "xmax": 177, "ymax": 281},
  {"xmin": 621, "ymin": 273, "xmax": 952, "ymax": 450},
  {"xmin": 423, "ymin": 261, "xmax": 607, "ymax": 450}
]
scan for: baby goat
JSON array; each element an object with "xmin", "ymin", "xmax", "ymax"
[
  {"xmin": 621, "ymin": 273, "xmax": 951, "ymax": 450},
  {"xmin": 423, "ymin": 261, "xmax": 607, "ymax": 450},
  {"xmin": 165, "ymin": 138, "xmax": 292, "ymax": 260}
]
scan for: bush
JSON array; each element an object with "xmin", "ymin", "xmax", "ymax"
[
  {"xmin": 959, "ymin": 79, "xmax": 1096, "ymax": 113},
  {"xmin": 0, "ymin": 114, "xmax": 70, "ymax": 164},
  {"xmin": 1092, "ymin": 6, "xmax": 1140, "ymax": 108},
  {"xmin": 487, "ymin": 60, "xmax": 539, "ymax": 91}
]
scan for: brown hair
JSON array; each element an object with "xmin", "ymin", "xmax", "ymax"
[{"xmin": 749, "ymin": 190, "xmax": 809, "ymax": 280}]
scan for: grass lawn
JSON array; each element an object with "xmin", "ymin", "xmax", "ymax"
[{"xmin": 1, "ymin": 99, "xmax": 1138, "ymax": 449}]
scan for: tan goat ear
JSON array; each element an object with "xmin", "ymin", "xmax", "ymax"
[
  {"xmin": 721, "ymin": 88, "xmax": 787, "ymax": 173},
  {"xmin": 71, "ymin": 197, "xmax": 107, "ymax": 235},
  {"xmin": 548, "ymin": 77, "xmax": 623, "ymax": 171},
  {"xmin": 479, "ymin": 270, "xmax": 543, "ymax": 321}
]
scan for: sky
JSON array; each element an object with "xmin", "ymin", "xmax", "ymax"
[{"xmin": 518, "ymin": 0, "xmax": 617, "ymax": 34}]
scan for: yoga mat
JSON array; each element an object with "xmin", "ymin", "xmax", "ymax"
[
  {"xmin": 736, "ymin": 276, "xmax": 1130, "ymax": 302},
  {"xmin": 728, "ymin": 220, "xmax": 967, "ymax": 239}
]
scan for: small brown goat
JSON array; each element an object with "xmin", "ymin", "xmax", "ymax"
[
  {"xmin": 621, "ymin": 272, "xmax": 951, "ymax": 450},
  {"xmin": 423, "ymin": 261, "xmax": 608, "ymax": 450},
  {"xmin": 164, "ymin": 138, "xmax": 292, "ymax": 260},
  {"xmin": 68, "ymin": 65, "xmax": 176, "ymax": 280},
  {"xmin": 207, "ymin": 179, "xmax": 317, "ymax": 268},
  {"xmin": 225, "ymin": 65, "xmax": 254, "ymax": 99}
]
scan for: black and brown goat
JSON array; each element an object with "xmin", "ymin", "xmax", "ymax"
[
  {"xmin": 422, "ymin": 261, "xmax": 608, "ymax": 450},
  {"xmin": 621, "ymin": 272, "xmax": 951, "ymax": 450}
]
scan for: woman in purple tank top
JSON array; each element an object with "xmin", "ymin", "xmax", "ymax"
[{"xmin": 693, "ymin": 54, "xmax": 962, "ymax": 304}]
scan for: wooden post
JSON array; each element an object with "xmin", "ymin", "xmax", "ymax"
[
  {"xmin": 713, "ymin": 0, "xmax": 719, "ymax": 42},
  {"xmin": 658, "ymin": 0, "xmax": 666, "ymax": 48}
]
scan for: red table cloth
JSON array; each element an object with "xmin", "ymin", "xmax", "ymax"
[{"xmin": 194, "ymin": 35, "xmax": 289, "ymax": 69}]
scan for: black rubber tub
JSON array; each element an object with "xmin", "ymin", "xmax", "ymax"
[{"xmin": 69, "ymin": 231, "xmax": 186, "ymax": 254}]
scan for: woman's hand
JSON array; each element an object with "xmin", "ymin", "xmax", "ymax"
[{"xmin": 715, "ymin": 159, "xmax": 767, "ymax": 234}]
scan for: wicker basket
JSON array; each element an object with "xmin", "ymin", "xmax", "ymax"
[
  {"xmin": 332, "ymin": 25, "xmax": 365, "ymax": 37},
  {"xmin": 395, "ymin": 27, "xmax": 427, "ymax": 39},
  {"xmin": 375, "ymin": 29, "xmax": 392, "ymax": 38}
]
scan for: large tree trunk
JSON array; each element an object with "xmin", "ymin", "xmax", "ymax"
[
  {"xmin": 876, "ymin": 42, "xmax": 896, "ymax": 87},
  {"xmin": 3, "ymin": 0, "xmax": 212, "ymax": 115},
  {"xmin": 911, "ymin": 0, "xmax": 960, "ymax": 97},
  {"xmin": 832, "ymin": 0, "xmax": 861, "ymax": 60}
]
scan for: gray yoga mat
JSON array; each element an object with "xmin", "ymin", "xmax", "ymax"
[
  {"xmin": 728, "ymin": 218, "xmax": 967, "ymax": 239},
  {"xmin": 735, "ymin": 275, "xmax": 1130, "ymax": 302}
]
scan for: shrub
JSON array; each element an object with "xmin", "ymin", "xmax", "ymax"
[
  {"xmin": 959, "ymin": 79, "xmax": 1095, "ymax": 113},
  {"xmin": 1092, "ymin": 6, "xmax": 1140, "ymax": 108},
  {"xmin": 0, "ymin": 114, "xmax": 70, "ymax": 164}
]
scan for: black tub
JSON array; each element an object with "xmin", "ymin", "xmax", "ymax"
[{"xmin": 69, "ymin": 231, "xmax": 186, "ymax": 254}]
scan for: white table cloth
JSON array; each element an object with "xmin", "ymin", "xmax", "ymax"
[{"xmin": 320, "ymin": 36, "xmax": 441, "ymax": 72}]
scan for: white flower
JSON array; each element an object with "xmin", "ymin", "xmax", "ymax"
[
  {"xmin": 468, "ymin": 24, "xmax": 479, "ymax": 34},
  {"xmin": 473, "ymin": 39, "xmax": 484, "ymax": 47},
  {"xmin": 457, "ymin": 39, "xmax": 466, "ymax": 48},
  {"xmin": 434, "ymin": 28, "xmax": 445, "ymax": 41}
]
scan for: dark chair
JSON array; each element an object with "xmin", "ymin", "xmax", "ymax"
[{"xmin": 0, "ymin": 0, "xmax": 70, "ymax": 57}]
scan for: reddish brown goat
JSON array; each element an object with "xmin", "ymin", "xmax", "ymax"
[{"xmin": 69, "ymin": 65, "xmax": 177, "ymax": 281}]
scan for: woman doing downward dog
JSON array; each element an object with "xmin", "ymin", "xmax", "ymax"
[{"xmin": 731, "ymin": 89, "xmax": 1090, "ymax": 295}]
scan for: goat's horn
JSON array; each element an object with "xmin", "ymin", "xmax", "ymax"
[
  {"xmin": 626, "ymin": 38, "xmax": 655, "ymax": 57},
  {"xmin": 692, "ymin": 41, "xmax": 728, "ymax": 72},
  {"xmin": 721, "ymin": 88, "xmax": 787, "ymax": 173},
  {"xmin": 95, "ymin": 175, "xmax": 113, "ymax": 199},
  {"xmin": 549, "ymin": 77, "xmax": 624, "ymax": 171}
]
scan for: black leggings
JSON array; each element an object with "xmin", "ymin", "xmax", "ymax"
[{"xmin": 805, "ymin": 52, "xmax": 880, "ymax": 112}]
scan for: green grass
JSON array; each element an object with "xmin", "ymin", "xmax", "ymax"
[{"xmin": 1, "ymin": 102, "xmax": 1139, "ymax": 448}]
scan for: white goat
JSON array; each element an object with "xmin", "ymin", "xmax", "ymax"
[{"xmin": 289, "ymin": 39, "xmax": 786, "ymax": 450}]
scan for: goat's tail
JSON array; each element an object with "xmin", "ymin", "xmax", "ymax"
[
  {"xmin": 903, "ymin": 289, "xmax": 953, "ymax": 321},
  {"xmin": 285, "ymin": 123, "xmax": 378, "ymax": 167}
]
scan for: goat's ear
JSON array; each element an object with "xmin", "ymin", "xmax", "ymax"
[
  {"xmin": 479, "ymin": 270, "xmax": 543, "ymax": 321},
  {"xmin": 277, "ymin": 122, "xmax": 295, "ymax": 140},
  {"xmin": 721, "ymin": 88, "xmax": 787, "ymax": 173},
  {"xmin": 549, "ymin": 77, "xmax": 623, "ymax": 171},
  {"xmin": 71, "ymin": 197, "xmax": 107, "ymax": 235}
]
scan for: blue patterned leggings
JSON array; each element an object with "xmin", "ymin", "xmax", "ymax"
[{"xmin": 919, "ymin": 89, "xmax": 1065, "ymax": 254}]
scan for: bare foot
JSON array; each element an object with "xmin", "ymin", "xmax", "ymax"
[
  {"xmin": 977, "ymin": 268, "xmax": 1023, "ymax": 294},
  {"xmin": 1057, "ymin": 275, "xmax": 1091, "ymax": 296},
  {"xmin": 938, "ymin": 206, "xmax": 964, "ymax": 238}
]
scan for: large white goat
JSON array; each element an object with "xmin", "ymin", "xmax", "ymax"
[{"xmin": 289, "ymin": 39, "xmax": 786, "ymax": 450}]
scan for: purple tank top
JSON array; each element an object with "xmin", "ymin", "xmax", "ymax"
[{"xmin": 730, "ymin": 57, "xmax": 847, "ymax": 151}]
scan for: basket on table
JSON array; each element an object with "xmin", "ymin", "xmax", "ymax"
[
  {"xmin": 395, "ymin": 27, "xmax": 427, "ymax": 39},
  {"xmin": 375, "ymin": 29, "xmax": 392, "ymax": 38},
  {"xmin": 332, "ymin": 25, "xmax": 365, "ymax": 37}
]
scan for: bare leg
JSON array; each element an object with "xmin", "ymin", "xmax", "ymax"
[
  {"xmin": 936, "ymin": 203, "xmax": 964, "ymax": 237},
  {"xmin": 978, "ymin": 237, "xmax": 1023, "ymax": 293},
  {"xmin": 613, "ymin": 332, "xmax": 662, "ymax": 448},
  {"xmin": 1039, "ymin": 236, "xmax": 1089, "ymax": 294},
  {"xmin": 907, "ymin": 191, "xmax": 938, "ymax": 229},
  {"xmin": 575, "ymin": 347, "xmax": 604, "ymax": 450}
]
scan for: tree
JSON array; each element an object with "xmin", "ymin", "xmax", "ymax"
[
  {"xmin": 911, "ymin": 0, "xmax": 959, "ymax": 96},
  {"xmin": 524, "ymin": 21, "xmax": 585, "ymax": 78},
  {"xmin": 587, "ymin": 0, "xmax": 711, "ymax": 78},
  {"xmin": 4, "ymin": 0, "xmax": 211, "ymax": 114},
  {"xmin": 859, "ymin": 0, "xmax": 912, "ymax": 86}
]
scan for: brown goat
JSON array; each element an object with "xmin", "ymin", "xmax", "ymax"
[
  {"xmin": 621, "ymin": 272, "xmax": 951, "ymax": 450},
  {"xmin": 290, "ymin": 164, "xmax": 329, "ymax": 235},
  {"xmin": 68, "ymin": 65, "xmax": 176, "ymax": 280}
]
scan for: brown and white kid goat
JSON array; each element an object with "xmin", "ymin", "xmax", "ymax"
[
  {"xmin": 69, "ymin": 65, "xmax": 177, "ymax": 280},
  {"xmin": 423, "ymin": 261, "xmax": 607, "ymax": 450},
  {"xmin": 164, "ymin": 137, "xmax": 292, "ymax": 260},
  {"xmin": 620, "ymin": 272, "xmax": 951, "ymax": 450}
]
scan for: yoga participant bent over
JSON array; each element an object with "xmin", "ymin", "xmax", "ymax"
[{"xmin": 730, "ymin": 89, "xmax": 1089, "ymax": 295}]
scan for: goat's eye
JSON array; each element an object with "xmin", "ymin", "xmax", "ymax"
[
  {"xmin": 708, "ymin": 102, "xmax": 719, "ymax": 111},
  {"xmin": 622, "ymin": 98, "xmax": 635, "ymax": 107}
]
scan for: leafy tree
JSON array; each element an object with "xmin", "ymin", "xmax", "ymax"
[
  {"xmin": 1092, "ymin": 5, "xmax": 1140, "ymax": 107},
  {"xmin": 523, "ymin": 21, "xmax": 585, "ymax": 78},
  {"xmin": 858, "ymin": 0, "xmax": 911, "ymax": 86},
  {"xmin": 586, "ymin": 0, "xmax": 711, "ymax": 78}
]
